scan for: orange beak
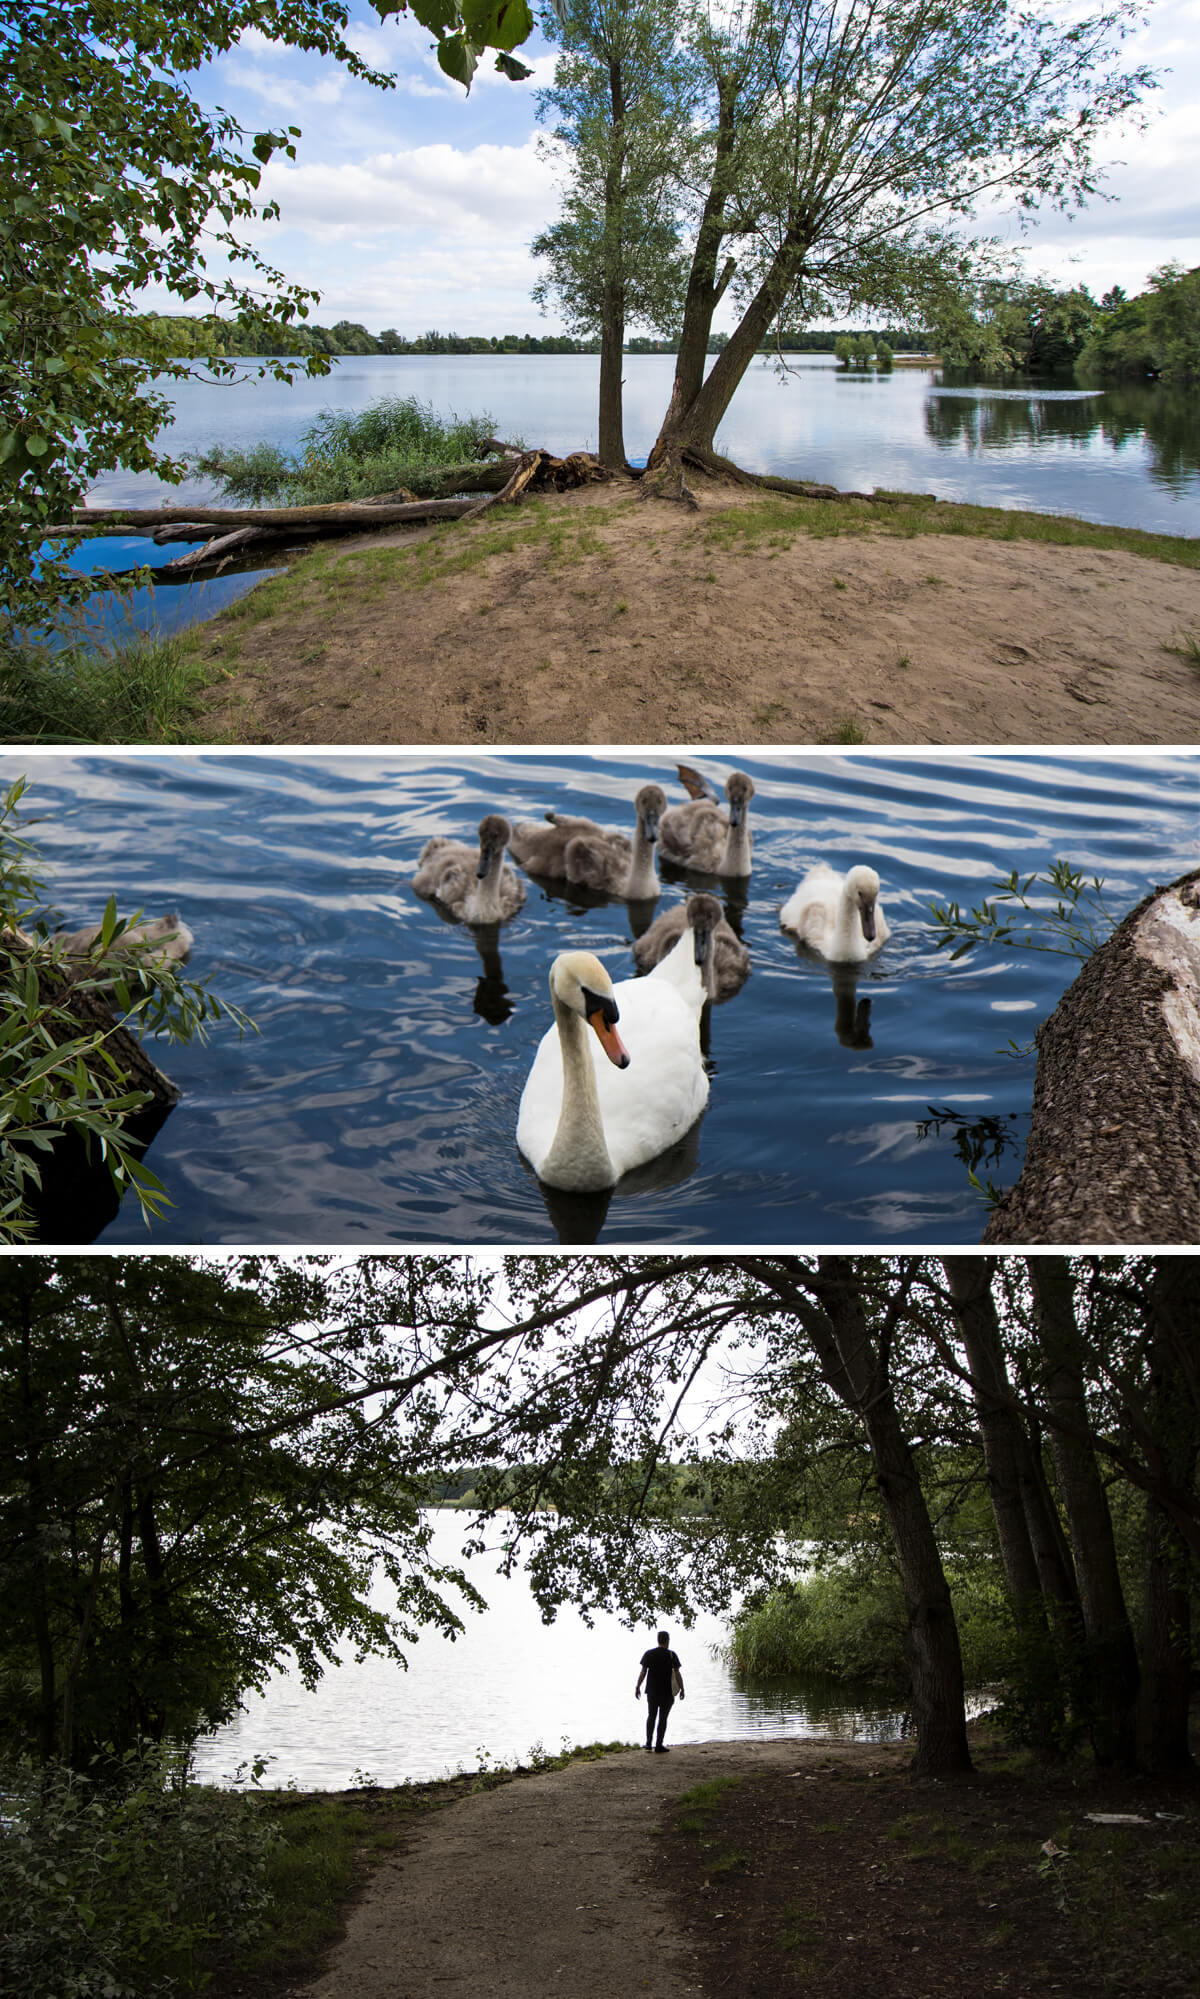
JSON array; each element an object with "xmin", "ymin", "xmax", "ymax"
[{"xmin": 588, "ymin": 1007, "xmax": 630, "ymax": 1068}]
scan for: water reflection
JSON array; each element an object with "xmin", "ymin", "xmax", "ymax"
[{"xmin": 927, "ymin": 373, "xmax": 1200, "ymax": 494}]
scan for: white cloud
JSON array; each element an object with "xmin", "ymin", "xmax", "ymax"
[{"xmin": 257, "ymin": 138, "xmax": 558, "ymax": 240}]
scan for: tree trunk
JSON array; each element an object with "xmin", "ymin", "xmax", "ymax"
[
  {"xmin": 1137, "ymin": 1261, "xmax": 1198, "ymax": 1775},
  {"xmin": 756, "ymin": 1257, "xmax": 973, "ymax": 1776},
  {"xmin": 648, "ymin": 75, "xmax": 741, "ymax": 467},
  {"xmin": 942, "ymin": 1258, "xmax": 1065, "ymax": 1757},
  {"xmin": 1029, "ymin": 1259, "xmax": 1141, "ymax": 1769},
  {"xmin": 985, "ymin": 868, "xmax": 1200, "ymax": 1243},
  {"xmin": 596, "ymin": 57, "xmax": 628, "ymax": 469}
]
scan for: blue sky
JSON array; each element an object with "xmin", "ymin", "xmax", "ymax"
[{"xmin": 172, "ymin": 3, "xmax": 1200, "ymax": 335}]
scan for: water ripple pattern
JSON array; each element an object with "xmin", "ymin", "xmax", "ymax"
[{"xmin": 6, "ymin": 750, "xmax": 1197, "ymax": 1246}]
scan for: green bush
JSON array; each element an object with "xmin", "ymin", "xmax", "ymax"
[
  {"xmin": 729, "ymin": 1557, "xmax": 1017, "ymax": 1690},
  {"xmin": 0, "ymin": 1747, "xmax": 278, "ymax": 1998},
  {"xmin": 194, "ymin": 395, "xmax": 507, "ymax": 505}
]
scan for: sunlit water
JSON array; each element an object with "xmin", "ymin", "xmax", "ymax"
[
  {"xmin": 7, "ymin": 748, "xmax": 1196, "ymax": 1246},
  {"xmin": 193, "ymin": 1512, "xmax": 909, "ymax": 1790},
  {"xmin": 64, "ymin": 353, "xmax": 1199, "ymax": 641}
]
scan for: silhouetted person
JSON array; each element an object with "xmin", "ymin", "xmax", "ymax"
[{"xmin": 636, "ymin": 1630, "xmax": 684, "ymax": 1752}]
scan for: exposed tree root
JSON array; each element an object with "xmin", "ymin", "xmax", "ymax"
[{"xmin": 639, "ymin": 439, "xmax": 932, "ymax": 507}]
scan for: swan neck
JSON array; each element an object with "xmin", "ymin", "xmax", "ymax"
[
  {"xmin": 720, "ymin": 820, "xmax": 752, "ymax": 876},
  {"xmin": 464, "ymin": 851, "xmax": 504, "ymax": 922},
  {"xmin": 624, "ymin": 825, "xmax": 659, "ymax": 899},
  {"xmin": 543, "ymin": 989, "xmax": 614, "ymax": 1188}
]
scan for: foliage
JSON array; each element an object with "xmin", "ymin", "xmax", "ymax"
[
  {"xmin": 194, "ymin": 395, "xmax": 505, "ymax": 503},
  {"xmin": 1078, "ymin": 261, "xmax": 1200, "ymax": 383},
  {"xmin": 927, "ymin": 860, "xmax": 1121, "ymax": 962},
  {"xmin": 121, "ymin": 313, "xmax": 607, "ymax": 356},
  {"xmin": 532, "ymin": 0, "xmax": 693, "ymax": 382},
  {"xmin": 729, "ymin": 1556, "xmax": 1018, "ymax": 1690},
  {"xmin": 0, "ymin": 1, "xmax": 534, "ymax": 631},
  {"xmin": 930, "ymin": 277, "xmax": 1098, "ymax": 374},
  {"xmin": 617, "ymin": 0, "xmax": 1156, "ymax": 459},
  {"xmin": 0, "ymin": 777, "xmax": 250, "ymax": 1240},
  {"xmin": 0, "ymin": 1744, "xmax": 278, "ymax": 1999},
  {"xmin": 0, "ymin": 625, "xmax": 212, "ymax": 744}
]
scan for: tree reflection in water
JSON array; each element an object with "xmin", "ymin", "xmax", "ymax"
[{"xmin": 925, "ymin": 371, "xmax": 1200, "ymax": 492}]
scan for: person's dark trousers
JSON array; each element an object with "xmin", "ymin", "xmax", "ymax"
[{"xmin": 646, "ymin": 1692, "xmax": 674, "ymax": 1749}]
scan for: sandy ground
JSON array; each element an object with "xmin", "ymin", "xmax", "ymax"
[
  {"xmin": 295, "ymin": 1738, "xmax": 833, "ymax": 1999},
  {"xmin": 196, "ymin": 479, "xmax": 1200, "ymax": 745}
]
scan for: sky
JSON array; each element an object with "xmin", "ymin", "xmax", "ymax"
[{"xmin": 169, "ymin": 2, "xmax": 1200, "ymax": 335}]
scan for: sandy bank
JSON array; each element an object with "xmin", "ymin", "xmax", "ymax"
[{"xmin": 193, "ymin": 478, "xmax": 1200, "ymax": 746}]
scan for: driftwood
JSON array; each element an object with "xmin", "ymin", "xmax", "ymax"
[
  {"xmin": 35, "ymin": 448, "xmax": 612, "ymax": 575},
  {"xmin": 984, "ymin": 867, "xmax": 1200, "ymax": 1245}
]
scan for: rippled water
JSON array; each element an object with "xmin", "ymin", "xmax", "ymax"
[
  {"xmin": 71, "ymin": 353, "xmax": 1200, "ymax": 641},
  {"xmin": 9, "ymin": 748, "xmax": 1196, "ymax": 1247},
  {"xmin": 193, "ymin": 1513, "xmax": 909, "ymax": 1790}
]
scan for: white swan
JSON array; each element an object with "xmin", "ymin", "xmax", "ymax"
[
  {"xmin": 413, "ymin": 814, "xmax": 526, "ymax": 925},
  {"xmin": 634, "ymin": 892, "xmax": 750, "ymax": 1002},
  {"xmin": 509, "ymin": 784, "xmax": 665, "ymax": 900},
  {"xmin": 659, "ymin": 769, "xmax": 754, "ymax": 876},
  {"xmin": 780, "ymin": 863, "xmax": 890, "ymax": 960},
  {"xmin": 516, "ymin": 948, "xmax": 708, "ymax": 1191}
]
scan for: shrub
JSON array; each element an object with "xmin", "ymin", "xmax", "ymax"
[
  {"xmin": 0, "ymin": 1746, "xmax": 278, "ymax": 1999},
  {"xmin": 729, "ymin": 1556, "xmax": 1018, "ymax": 1690},
  {"xmin": 193, "ymin": 395, "xmax": 507, "ymax": 505}
]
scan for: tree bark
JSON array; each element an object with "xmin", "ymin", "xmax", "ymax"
[
  {"xmin": 597, "ymin": 55, "xmax": 628, "ymax": 470},
  {"xmin": 985, "ymin": 868, "xmax": 1200, "ymax": 1243},
  {"xmin": 1137, "ymin": 1261, "xmax": 1198, "ymax": 1775},
  {"xmin": 1028, "ymin": 1258, "xmax": 1141, "ymax": 1769},
  {"xmin": 754, "ymin": 1257, "xmax": 973, "ymax": 1777}
]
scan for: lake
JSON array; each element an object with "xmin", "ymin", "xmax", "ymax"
[
  {"xmin": 192, "ymin": 1511, "xmax": 910, "ymax": 1790},
  {"xmin": 8, "ymin": 747, "xmax": 1196, "ymax": 1247},
  {"xmin": 67, "ymin": 353, "xmax": 1200, "ymax": 641}
]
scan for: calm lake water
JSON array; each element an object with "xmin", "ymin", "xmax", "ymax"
[
  {"xmin": 9, "ymin": 748, "xmax": 1196, "ymax": 1247},
  {"xmin": 70, "ymin": 353, "xmax": 1199, "ymax": 640},
  {"xmin": 193, "ymin": 1512, "xmax": 910, "ymax": 1790}
]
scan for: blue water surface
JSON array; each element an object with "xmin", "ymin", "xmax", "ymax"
[
  {"xmin": 63, "ymin": 352, "xmax": 1198, "ymax": 642},
  {"xmin": 7, "ymin": 748, "xmax": 1196, "ymax": 1248}
]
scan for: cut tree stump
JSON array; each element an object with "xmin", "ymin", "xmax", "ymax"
[{"xmin": 984, "ymin": 867, "xmax": 1200, "ymax": 1244}]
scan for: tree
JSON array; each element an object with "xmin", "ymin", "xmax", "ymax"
[
  {"xmin": 533, "ymin": 0, "xmax": 691, "ymax": 466},
  {"xmin": 930, "ymin": 276, "xmax": 1097, "ymax": 373},
  {"xmin": 0, "ymin": 0, "xmax": 535, "ymax": 626},
  {"xmin": 604, "ymin": 0, "xmax": 1155, "ymax": 492}
]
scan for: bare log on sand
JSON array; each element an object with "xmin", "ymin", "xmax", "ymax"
[{"xmin": 984, "ymin": 868, "xmax": 1200, "ymax": 1245}]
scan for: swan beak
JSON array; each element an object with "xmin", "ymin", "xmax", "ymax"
[
  {"xmin": 728, "ymin": 798, "xmax": 745, "ymax": 828},
  {"xmin": 692, "ymin": 922, "xmax": 712, "ymax": 966},
  {"xmin": 583, "ymin": 988, "xmax": 630, "ymax": 1068},
  {"xmin": 861, "ymin": 902, "xmax": 877, "ymax": 941},
  {"xmin": 476, "ymin": 842, "xmax": 495, "ymax": 878},
  {"xmin": 641, "ymin": 809, "xmax": 660, "ymax": 845}
]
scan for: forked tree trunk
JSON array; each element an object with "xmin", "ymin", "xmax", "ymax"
[
  {"xmin": 754, "ymin": 1257, "xmax": 973, "ymax": 1777},
  {"xmin": 985, "ymin": 868, "xmax": 1200, "ymax": 1244},
  {"xmin": 596, "ymin": 55, "xmax": 628, "ymax": 469}
]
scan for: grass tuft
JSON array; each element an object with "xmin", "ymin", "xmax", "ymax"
[{"xmin": 0, "ymin": 628, "xmax": 213, "ymax": 743}]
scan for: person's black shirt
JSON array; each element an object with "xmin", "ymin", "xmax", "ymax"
[{"xmin": 641, "ymin": 1647, "xmax": 681, "ymax": 1698}]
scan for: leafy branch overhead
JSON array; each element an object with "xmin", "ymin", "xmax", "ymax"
[
  {"xmin": 928, "ymin": 860, "xmax": 1120, "ymax": 961},
  {"xmin": 0, "ymin": 0, "xmax": 536, "ymax": 623}
]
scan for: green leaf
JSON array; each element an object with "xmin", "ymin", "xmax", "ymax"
[{"xmin": 436, "ymin": 32, "xmax": 477, "ymax": 86}]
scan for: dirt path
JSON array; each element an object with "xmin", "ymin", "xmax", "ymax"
[
  {"xmin": 195, "ymin": 479, "xmax": 1200, "ymax": 745},
  {"xmin": 296, "ymin": 1739, "xmax": 828, "ymax": 1999}
]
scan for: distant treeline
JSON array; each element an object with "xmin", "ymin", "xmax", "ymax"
[{"xmin": 120, "ymin": 313, "xmax": 930, "ymax": 361}]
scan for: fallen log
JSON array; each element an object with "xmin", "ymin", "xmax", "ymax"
[
  {"xmin": 161, "ymin": 525, "xmax": 290, "ymax": 571},
  {"xmin": 984, "ymin": 867, "xmax": 1200, "ymax": 1245}
]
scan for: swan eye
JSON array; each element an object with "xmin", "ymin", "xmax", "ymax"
[
  {"xmin": 580, "ymin": 984, "xmax": 619, "ymax": 1027},
  {"xmin": 581, "ymin": 985, "xmax": 629, "ymax": 1069}
]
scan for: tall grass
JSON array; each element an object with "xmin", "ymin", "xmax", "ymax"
[
  {"xmin": 194, "ymin": 394, "xmax": 507, "ymax": 504},
  {"xmin": 0, "ymin": 628, "xmax": 210, "ymax": 743}
]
